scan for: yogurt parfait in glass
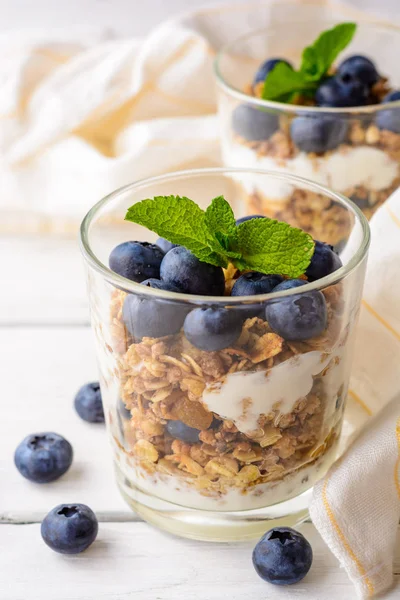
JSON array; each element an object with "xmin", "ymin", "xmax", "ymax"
[
  {"xmin": 215, "ymin": 21, "xmax": 400, "ymax": 247},
  {"xmin": 80, "ymin": 168, "xmax": 369, "ymax": 541}
]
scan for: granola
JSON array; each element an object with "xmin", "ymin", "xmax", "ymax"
[
  {"xmin": 236, "ymin": 120, "xmax": 400, "ymax": 245},
  {"xmin": 110, "ymin": 279, "xmax": 346, "ymax": 507}
]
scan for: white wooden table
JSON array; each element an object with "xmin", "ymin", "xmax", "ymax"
[{"xmin": 2, "ymin": 236, "xmax": 400, "ymax": 600}]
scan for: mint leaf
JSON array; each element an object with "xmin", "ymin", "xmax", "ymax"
[
  {"xmin": 262, "ymin": 22, "xmax": 356, "ymax": 103},
  {"xmin": 125, "ymin": 195, "xmax": 228, "ymax": 267},
  {"xmin": 262, "ymin": 62, "xmax": 317, "ymax": 102},
  {"xmin": 300, "ymin": 23, "xmax": 356, "ymax": 79},
  {"xmin": 204, "ymin": 195, "xmax": 242, "ymax": 259},
  {"xmin": 125, "ymin": 196, "xmax": 315, "ymax": 278},
  {"xmin": 234, "ymin": 218, "xmax": 314, "ymax": 278},
  {"xmin": 205, "ymin": 196, "xmax": 237, "ymax": 243}
]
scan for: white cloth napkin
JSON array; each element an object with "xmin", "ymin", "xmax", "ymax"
[
  {"xmin": 0, "ymin": 0, "xmax": 385, "ymax": 233},
  {"xmin": 2, "ymin": 1, "xmax": 400, "ymax": 596},
  {"xmin": 310, "ymin": 188, "xmax": 400, "ymax": 598}
]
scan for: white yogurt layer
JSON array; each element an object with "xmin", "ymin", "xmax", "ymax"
[
  {"xmin": 202, "ymin": 350, "xmax": 337, "ymax": 434},
  {"xmin": 118, "ymin": 442, "xmax": 338, "ymax": 511},
  {"xmin": 224, "ymin": 142, "xmax": 398, "ymax": 201}
]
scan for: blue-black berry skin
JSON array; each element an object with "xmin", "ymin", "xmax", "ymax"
[
  {"xmin": 235, "ymin": 214, "xmax": 264, "ymax": 225},
  {"xmin": 376, "ymin": 91, "xmax": 400, "ymax": 134},
  {"xmin": 290, "ymin": 116, "xmax": 348, "ymax": 153},
  {"xmin": 232, "ymin": 104, "xmax": 279, "ymax": 142},
  {"xmin": 14, "ymin": 433, "xmax": 73, "ymax": 483},
  {"xmin": 232, "ymin": 272, "xmax": 283, "ymax": 296},
  {"xmin": 140, "ymin": 278, "xmax": 182, "ymax": 292},
  {"xmin": 166, "ymin": 420, "xmax": 200, "ymax": 443},
  {"xmin": 122, "ymin": 292, "xmax": 186, "ymax": 339},
  {"xmin": 41, "ymin": 504, "xmax": 98, "ymax": 555},
  {"xmin": 156, "ymin": 237, "xmax": 178, "ymax": 254},
  {"xmin": 184, "ymin": 307, "xmax": 243, "ymax": 351},
  {"xmin": 252, "ymin": 527, "xmax": 313, "ymax": 585},
  {"xmin": 109, "ymin": 241, "xmax": 164, "ymax": 282},
  {"xmin": 118, "ymin": 398, "xmax": 131, "ymax": 420},
  {"xmin": 74, "ymin": 382, "xmax": 105, "ymax": 423},
  {"xmin": 337, "ymin": 55, "xmax": 379, "ymax": 87},
  {"xmin": 316, "ymin": 76, "xmax": 369, "ymax": 108},
  {"xmin": 265, "ymin": 279, "xmax": 327, "ymax": 341},
  {"xmin": 160, "ymin": 247, "xmax": 225, "ymax": 296},
  {"xmin": 349, "ymin": 192, "xmax": 369, "ymax": 210},
  {"xmin": 253, "ymin": 58, "xmax": 292, "ymax": 85},
  {"xmin": 305, "ymin": 241, "xmax": 342, "ymax": 282}
]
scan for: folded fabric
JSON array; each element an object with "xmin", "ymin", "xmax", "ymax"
[
  {"xmin": 0, "ymin": 0, "xmax": 382, "ymax": 232},
  {"xmin": 311, "ymin": 188, "xmax": 400, "ymax": 598}
]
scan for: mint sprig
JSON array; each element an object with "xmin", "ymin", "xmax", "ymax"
[
  {"xmin": 262, "ymin": 22, "xmax": 356, "ymax": 103},
  {"xmin": 125, "ymin": 195, "xmax": 229, "ymax": 267},
  {"xmin": 125, "ymin": 195, "xmax": 314, "ymax": 278}
]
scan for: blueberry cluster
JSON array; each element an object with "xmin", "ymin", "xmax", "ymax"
[
  {"xmin": 13, "ymin": 382, "xmax": 106, "ymax": 554},
  {"xmin": 233, "ymin": 54, "xmax": 400, "ymax": 152},
  {"xmin": 108, "ymin": 222, "xmax": 342, "ymax": 350}
]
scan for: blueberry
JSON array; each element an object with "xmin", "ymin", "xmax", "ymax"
[
  {"xmin": 305, "ymin": 241, "xmax": 342, "ymax": 282},
  {"xmin": 184, "ymin": 307, "xmax": 243, "ymax": 351},
  {"xmin": 337, "ymin": 55, "xmax": 379, "ymax": 87},
  {"xmin": 118, "ymin": 398, "xmax": 131, "ymax": 420},
  {"xmin": 166, "ymin": 420, "xmax": 200, "ymax": 443},
  {"xmin": 382, "ymin": 90, "xmax": 400, "ymax": 103},
  {"xmin": 349, "ymin": 192, "xmax": 369, "ymax": 209},
  {"xmin": 252, "ymin": 527, "xmax": 313, "ymax": 585},
  {"xmin": 160, "ymin": 246, "xmax": 225, "ymax": 296},
  {"xmin": 122, "ymin": 281, "xmax": 187, "ymax": 339},
  {"xmin": 316, "ymin": 76, "xmax": 369, "ymax": 108},
  {"xmin": 235, "ymin": 214, "xmax": 264, "ymax": 225},
  {"xmin": 232, "ymin": 272, "xmax": 283, "ymax": 319},
  {"xmin": 232, "ymin": 272, "xmax": 283, "ymax": 296},
  {"xmin": 270, "ymin": 279, "xmax": 305, "ymax": 292},
  {"xmin": 265, "ymin": 279, "xmax": 327, "ymax": 341},
  {"xmin": 376, "ymin": 90, "xmax": 400, "ymax": 133},
  {"xmin": 253, "ymin": 58, "xmax": 292, "ymax": 85},
  {"xmin": 74, "ymin": 382, "xmax": 104, "ymax": 423},
  {"xmin": 141, "ymin": 278, "xmax": 183, "ymax": 292},
  {"xmin": 14, "ymin": 433, "xmax": 73, "ymax": 483},
  {"xmin": 41, "ymin": 504, "xmax": 98, "ymax": 554},
  {"xmin": 232, "ymin": 104, "xmax": 279, "ymax": 142},
  {"xmin": 109, "ymin": 241, "xmax": 164, "ymax": 282},
  {"xmin": 290, "ymin": 116, "xmax": 348, "ymax": 153},
  {"xmin": 156, "ymin": 237, "xmax": 178, "ymax": 254}
]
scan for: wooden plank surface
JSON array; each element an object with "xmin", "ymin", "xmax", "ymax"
[
  {"xmin": 2, "ymin": 522, "xmax": 400, "ymax": 600},
  {"xmin": 2, "ymin": 236, "xmax": 400, "ymax": 599},
  {"xmin": 0, "ymin": 325, "xmax": 129, "ymax": 519},
  {"xmin": 1, "ymin": 237, "xmax": 88, "ymax": 325}
]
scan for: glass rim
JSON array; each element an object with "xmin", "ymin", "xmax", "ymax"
[
  {"xmin": 79, "ymin": 167, "xmax": 370, "ymax": 305},
  {"xmin": 214, "ymin": 22, "xmax": 400, "ymax": 115}
]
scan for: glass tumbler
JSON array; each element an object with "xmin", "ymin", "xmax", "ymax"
[
  {"xmin": 80, "ymin": 168, "xmax": 369, "ymax": 541},
  {"xmin": 215, "ymin": 21, "xmax": 400, "ymax": 247}
]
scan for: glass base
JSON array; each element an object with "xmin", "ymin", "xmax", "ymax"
[{"xmin": 115, "ymin": 463, "xmax": 310, "ymax": 542}]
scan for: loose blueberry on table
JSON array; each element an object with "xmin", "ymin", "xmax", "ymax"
[
  {"xmin": 74, "ymin": 381, "xmax": 105, "ymax": 423},
  {"xmin": 252, "ymin": 527, "xmax": 313, "ymax": 585},
  {"xmin": 14, "ymin": 432, "xmax": 73, "ymax": 483},
  {"xmin": 41, "ymin": 504, "xmax": 98, "ymax": 554},
  {"xmin": 108, "ymin": 193, "xmax": 346, "ymax": 512},
  {"xmin": 230, "ymin": 21, "xmax": 400, "ymax": 244}
]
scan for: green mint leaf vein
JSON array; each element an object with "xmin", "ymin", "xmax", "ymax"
[
  {"xmin": 125, "ymin": 196, "xmax": 315, "ymax": 277},
  {"xmin": 125, "ymin": 195, "xmax": 228, "ymax": 267},
  {"xmin": 262, "ymin": 22, "xmax": 356, "ymax": 103},
  {"xmin": 205, "ymin": 196, "xmax": 238, "ymax": 244},
  {"xmin": 234, "ymin": 218, "xmax": 315, "ymax": 278}
]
